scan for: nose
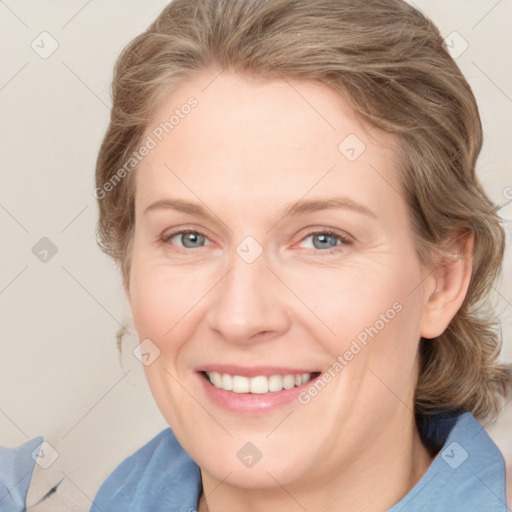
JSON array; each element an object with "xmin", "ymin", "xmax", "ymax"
[{"xmin": 206, "ymin": 247, "xmax": 291, "ymax": 345}]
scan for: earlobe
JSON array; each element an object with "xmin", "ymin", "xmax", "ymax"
[{"xmin": 420, "ymin": 232, "xmax": 474, "ymax": 339}]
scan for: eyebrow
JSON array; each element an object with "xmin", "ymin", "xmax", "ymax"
[{"xmin": 143, "ymin": 196, "xmax": 377, "ymax": 220}]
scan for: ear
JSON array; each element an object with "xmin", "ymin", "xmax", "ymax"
[{"xmin": 420, "ymin": 232, "xmax": 474, "ymax": 339}]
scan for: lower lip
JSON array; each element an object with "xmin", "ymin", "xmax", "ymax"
[{"xmin": 197, "ymin": 372, "xmax": 319, "ymax": 414}]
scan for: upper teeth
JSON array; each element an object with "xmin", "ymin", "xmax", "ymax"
[{"xmin": 206, "ymin": 372, "xmax": 313, "ymax": 394}]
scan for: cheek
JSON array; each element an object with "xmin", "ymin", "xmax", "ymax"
[
  {"xmin": 129, "ymin": 276, "xmax": 172, "ymax": 340},
  {"xmin": 128, "ymin": 254, "xmax": 205, "ymax": 342},
  {"xmin": 306, "ymin": 252, "xmax": 425, "ymax": 387},
  {"xmin": 128, "ymin": 260, "xmax": 206, "ymax": 421},
  {"xmin": 297, "ymin": 258, "xmax": 421, "ymax": 345}
]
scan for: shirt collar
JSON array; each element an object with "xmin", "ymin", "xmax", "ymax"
[{"xmin": 387, "ymin": 412, "xmax": 507, "ymax": 511}]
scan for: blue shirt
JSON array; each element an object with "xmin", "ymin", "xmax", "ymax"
[
  {"xmin": 0, "ymin": 412, "xmax": 507, "ymax": 511},
  {"xmin": 88, "ymin": 412, "xmax": 508, "ymax": 511},
  {"xmin": 0, "ymin": 436, "xmax": 43, "ymax": 512}
]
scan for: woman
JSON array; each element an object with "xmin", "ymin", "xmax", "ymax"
[{"xmin": 90, "ymin": 0, "xmax": 511, "ymax": 510}]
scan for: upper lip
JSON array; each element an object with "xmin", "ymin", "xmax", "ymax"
[{"xmin": 197, "ymin": 365, "xmax": 320, "ymax": 378}]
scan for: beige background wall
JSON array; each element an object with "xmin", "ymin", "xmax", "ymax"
[{"xmin": 1, "ymin": 0, "xmax": 511, "ymax": 508}]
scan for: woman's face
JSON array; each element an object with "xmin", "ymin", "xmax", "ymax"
[{"xmin": 127, "ymin": 69, "xmax": 434, "ymax": 490}]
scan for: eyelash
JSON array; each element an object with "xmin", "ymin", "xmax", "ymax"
[{"xmin": 160, "ymin": 228, "xmax": 352, "ymax": 255}]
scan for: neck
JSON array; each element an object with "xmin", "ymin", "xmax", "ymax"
[{"xmin": 199, "ymin": 413, "xmax": 433, "ymax": 512}]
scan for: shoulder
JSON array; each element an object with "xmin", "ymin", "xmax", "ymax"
[
  {"xmin": 389, "ymin": 412, "xmax": 508, "ymax": 512},
  {"xmin": 90, "ymin": 428, "xmax": 201, "ymax": 512},
  {"xmin": 0, "ymin": 436, "xmax": 43, "ymax": 512},
  {"xmin": 442, "ymin": 412, "xmax": 506, "ymax": 499}
]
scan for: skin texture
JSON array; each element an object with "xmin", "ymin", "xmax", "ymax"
[{"xmin": 125, "ymin": 68, "xmax": 473, "ymax": 512}]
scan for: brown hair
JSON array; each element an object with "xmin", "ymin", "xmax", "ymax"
[{"xmin": 95, "ymin": 0, "xmax": 511, "ymax": 420}]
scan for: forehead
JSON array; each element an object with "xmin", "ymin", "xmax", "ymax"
[{"xmin": 135, "ymin": 69, "xmax": 405, "ymax": 222}]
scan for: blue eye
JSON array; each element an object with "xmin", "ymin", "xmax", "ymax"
[
  {"xmin": 299, "ymin": 231, "xmax": 348, "ymax": 251},
  {"xmin": 161, "ymin": 229, "xmax": 350, "ymax": 254},
  {"xmin": 165, "ymin": 230, "xmax": 209, "ymax": 249}
]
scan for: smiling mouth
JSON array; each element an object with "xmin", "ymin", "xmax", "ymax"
[{"xmin": 201, "ymin": 371, "xmax": 321, "ymax": 394}]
